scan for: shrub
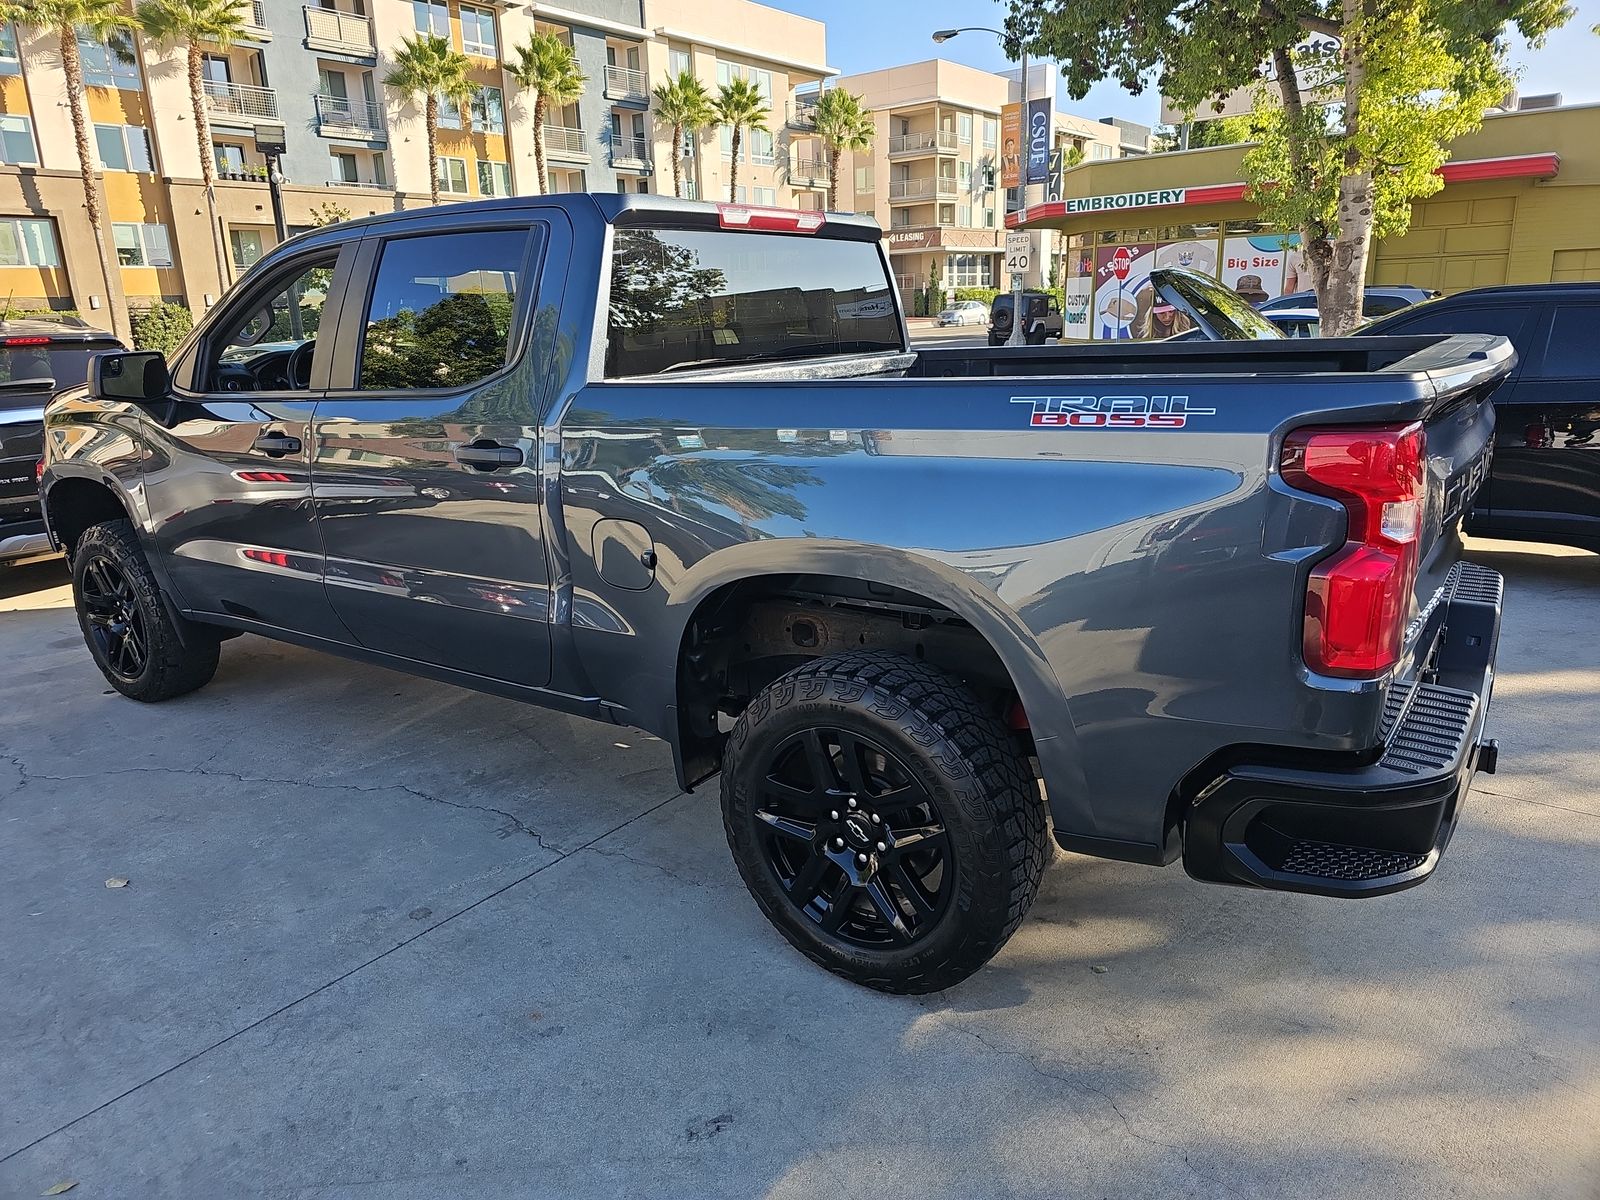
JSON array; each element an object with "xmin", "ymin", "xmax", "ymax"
[
  {"xmin": 4, "ymin": 306, "xmax": 81, "ymax": 321},
  {"xmin": 129, "ymin": 301, "xmax": 194, "ymax": 354},
  {"xmin": 954, "ymin": 287, "xmax": 999, "ymax": 306}
]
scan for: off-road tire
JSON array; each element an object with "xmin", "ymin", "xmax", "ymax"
[
  {"xmin": 721, "ymin": 650, "xmax": 1049, "ymax": 993},
  {"xmin": 72, "ymin": 519, "xmax": 220, "ymax": 702}
]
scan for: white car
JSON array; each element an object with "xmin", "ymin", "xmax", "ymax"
[
  {"xmin": 1263, "ymin": 308, "xmax": 1323, "ymax": 338},
  {"xmin": 937, "ymin": 299, "xmax": 989, "ymax": 327}
]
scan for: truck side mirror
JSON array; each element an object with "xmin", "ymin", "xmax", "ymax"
[{"xmin": 91, "ymin": 350, "xmax": 169, "ymax": 403}]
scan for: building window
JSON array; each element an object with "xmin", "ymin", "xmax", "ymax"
[
  {"xmin": 1091, "ymin": 143, "xmax": 1113, "ymax": 160},
  {"xmin": 439, "ymin": 94, "xmax": 462, "ymax": 129},
  {"xmin": 330, "ymin": 150, "xmax": 358, "ymax": 182},
  {"xmin": 855, "ymin": 165, "xmax": 873, "ymax": 194},
  {"xmin": 113, "ymin": 223, "xmax": 173, "ymax": 267},
  {"xmin": 946, "ymin": 253, "xmax": 994, "ymax": 288},
  {"xmin": 683, "ymin": 177, "xmax": 696, "ymax": 200},
  {"xmin": 0, "ymin": 114, "xmax": 37, "ymax": 165},
  {"xmin": 938, "ymin": 203, "xmax": 955, "ymax": 225},
  {"xmin": 477, "ymin": 159, "xmax": 510, "ymax": 195},
  {"xmin": 437, "ymin": 155, "xmax": 468, "ymax": 193},
  {"xmin": 0, "ymin": 218, "xmax": 61, "ymax": 267},
  {"xmin": 229, "ymin": 228, "xmax": 265, "ymax": 271},
  {"xmin": 0, "ymin": 22, "xmax": 20, "ymax": 75},
  {"xmin": 982, "ymin": 117, "xmax": 996, "ymax": 149},
  {"xmin": 459, "ymin": 4, "xmax": 496, "ymax": 56},
  {"xmin": 957, "ymin": 160, "xmax": 971, "ymax": 190},
  {"xmin": 754, "ymin": 186, "xmax": 775, "ymax": 206},
  {"xmin": 94, "ymin": 124, "xmax": 153, "ymax": 173},
  {"xmin": 716, "ymin": 61, "xmax": 771, "ymax": 101},
  {"xmin": 958, "ymin": 113, "xmax": 972, "ymax": 145},
  {"xmin": 984, "ymin": 207, "xmax": 995, "ymax": 228},
  {"xmin": 957, "ymin": 204, "xmax": 971, "ymax": 226},
  {"xmin": 79, "ymin": 28, "xmax": 140, "ymax": 89},
  {"xmin": 472, "ymin": 85, "xmax": 504, "ymax": 133},
  {"xmin": 215, "ymin": 142, "xmax": 247, "ymax": 174},
  {"xmin": 668, "ymin": 46, "xmax": 690, "ymax": 77},
  {"xmin": 412, "ymin": 0, "xmax": 448, "ymax": 37}
]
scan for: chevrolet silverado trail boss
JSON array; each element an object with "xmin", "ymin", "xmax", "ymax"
[{"xmin": 39, "ymin": 196, "xmax": 1506, "ymax": 993}]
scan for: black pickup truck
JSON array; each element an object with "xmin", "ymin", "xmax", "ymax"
[{"xmin": 40, "ymin": 196, "xmax": 1506, "ymax": 993}]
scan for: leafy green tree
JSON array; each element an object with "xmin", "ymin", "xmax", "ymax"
[
  {"xmin": 129, "ymin": 299, "xmax": 193, "ymax": 352},
  {"xmin": 3, "ymin": 0, "xmax": 136, "ymax": 341},
  {"xmin": 136, "ymin": 0, "xmax": 245, "ymax": 290},
  {"xmin": 510, "ymin": 31, "xmax": 587, "ymax": 195},
  {"xmin": 1008, "ymin": 0, "xmax": 1573, "ymax": 334},
  {"xmin": 811, "ymin": 86, "xmax": 873, "ymax": 212},
  {"xmin": 385, "ymin": 34, "xmax": 474, "ymax": 206},
  {"xmin": 652, "ymin": 69, "xmax": 713, "ymax": 199},
  {"xmin": 714, "ymin": 77, "xmax": 769, "ymax": 202}
]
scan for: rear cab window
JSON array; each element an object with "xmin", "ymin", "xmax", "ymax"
[
  {"xmin": 1531, "ymin": 306, "xmax": 1597, "ymax": 379},
  {"xmin": 604, "ymin": 226, "xmax": 901, "ymax": 377}
]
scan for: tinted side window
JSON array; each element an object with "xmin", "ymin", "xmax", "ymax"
[
  {"xmin": 605, "ymin": 227, "xmax": 900, "ymax": 376},
  {"xmin": 1532, "ymin": 306, "xmax": 1597, "ymax": 379},
  {"xmin": 1363, "ymin": 295, "xmax": 1409, "ymax": 315},
  {"xmin": 1380, "ymin": 304, "xmax": 1530, "ymax": 349},
  {"xmin": 358, "ymin": 228, "xmax": 531, "ymax": 391}
]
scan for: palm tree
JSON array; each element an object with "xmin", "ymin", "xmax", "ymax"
[
  {"xmin": 509, "ymin": 31, "xmax": 586, "ymax": 195},
  {"xmin": 5, "ymin": 0, "xmax": 135, "ymax": 340},
  {"xmin": 651, "ymin": 69, "xmax": 711, "ymax": 199},
  {"xmin": 385, "ymin": 33, "xmax": 473, "ymax": 205},
  {"xmin": 714, "ymin": 77, "xmax": 768, "ymax": 203},
  {"xmin": 136, "ymin": 0, "xmax": 244, "ymax": 289},
  {"xmin": 811, "ymin": 87, "xmax": 873, "ymax": 212}
]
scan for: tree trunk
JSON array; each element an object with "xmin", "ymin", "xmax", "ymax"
[
  {"xmin": 60, "ymin": 30, "xmax": 129, "ymax": 342},
  {"xmin": 187, "ymin": 43, "xmax": 230, "ymax": 291},
  {"xmin": 425, "ymin": 94, "xmax": 440, "ymax": 204},
  {"xmin": 826, "ymin": 144, "xmax": 842, "ymax": 212},
  {"xmin": 1321, "ymin": 0, "xmax": 1371, "ymax": 338},
  {"xmin": 1270, "ymin": 43, "xmax": 1336, "ymax": 321},
  {"xmin": 670, "ymin": 120, "xmax": 683, "ymax": 198},
  {"xmin": 533, "ymin": 95, "xmax": 547, "ymax": 194},
  {"xmin": 728, "ymin": 124, "xmax": 741, "ymax": 201}
]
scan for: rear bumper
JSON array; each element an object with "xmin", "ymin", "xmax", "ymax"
[
  {"xmin": 1182, "ymin": 562, "xmax": 1503, "ymax": 898},
  {"xmin": 0, "ymin": 521, "xmax": 54, "ymax": 563}
]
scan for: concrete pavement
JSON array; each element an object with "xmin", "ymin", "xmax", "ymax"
[{"xmin": 1, "ymin": 541, "xmax": 1595, "ymax": 1198}]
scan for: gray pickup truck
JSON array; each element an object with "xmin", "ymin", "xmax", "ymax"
[{"xmin": 39, "ymin": 196, "xmax": 1506, "ymax": 993}]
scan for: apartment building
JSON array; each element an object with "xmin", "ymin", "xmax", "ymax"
[
  {"xmin": 0, "ymin": 0, "xmax": 833, "ymax": 320},
  {"xmin": 833, "ymin": 60, "xmax": 1009, "ymax": 308}
]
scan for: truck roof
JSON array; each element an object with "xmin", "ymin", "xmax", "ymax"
[{"xmin": 275, "ymin": 193, "xmax": 885, "ymax": 257}]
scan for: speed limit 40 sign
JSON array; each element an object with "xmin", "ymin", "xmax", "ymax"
[{"xmin": 1005, "ymin": 230, "xmax": 1031, "ymax": 273}]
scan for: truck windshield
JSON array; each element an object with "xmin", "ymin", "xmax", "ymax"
[{"xmin": 605, "ymin": 227, "xmax": 901, "ymax": 376}]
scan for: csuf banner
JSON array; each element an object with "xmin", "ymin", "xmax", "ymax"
[
  {"xmin": 1025, "ymin": 98, "xmax": 1051, "ymax": 185},
  {"xmin": 1000, "ymin": 102, "xmax": 1022, "ymax": 189}
]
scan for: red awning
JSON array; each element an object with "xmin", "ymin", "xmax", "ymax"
[{"xmin": 1011, "ymin": 152, "xmax": 1562, "ymax": 228}]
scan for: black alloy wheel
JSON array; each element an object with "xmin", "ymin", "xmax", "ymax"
[
  {"xmin": 78, "ymin": 553, "xmax": 148, "ymax": 682},
  {"xmin": 754, "ymin": 727, "xmax": 951, "ymax": 948}
]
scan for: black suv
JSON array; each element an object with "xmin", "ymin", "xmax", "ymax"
[
  {"xmin": 988, "ymin": 290, "xmax": 1064, "ymax": 346},
  {"xmin": 1, "ymin": 316, "xmax": 124, "ymax": 565},
  {"xmin": 1364, "ymin": 283, "xmax": 1600, "ymax": 554}
]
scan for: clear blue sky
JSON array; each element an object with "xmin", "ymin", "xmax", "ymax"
[{"xmin": 765, "ymin": 0, "xmax": 1600, "ymax": 126}]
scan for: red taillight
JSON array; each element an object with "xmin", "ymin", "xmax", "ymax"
[
  {"xmin": 243, "ymin": 548, "xmax": 292, "ymax": 568},
  {"xmin": 35, "ymin": 459, "xmax": 45, "ymax": 484},
  {"xmin": 1281, "ymin": 422, "xmax": 1425, "ymax": 678},
  {"xmin": 716, "ymin": 203, "xmax": 824, "ymax": 234},
  {"xmin": 2, "ymin": 335, "xmax": 51, "ymax": 347},
  {"xmin": 236, "ymin": 470, "xmax": 294, "ymax": 482}
]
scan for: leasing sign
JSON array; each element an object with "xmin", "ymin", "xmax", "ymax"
[{"xmin": 1061, "ymin": 189, "xmax": 1187, "ymax": 214}]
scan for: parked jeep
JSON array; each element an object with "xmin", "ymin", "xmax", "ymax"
[
  {"xmin": 41, "ymin": 197, "xmax": 1505, "ymax": 993},
  {"xmin": 988, "ymin": 290, "xmax": 1064, "ymax": 345}
]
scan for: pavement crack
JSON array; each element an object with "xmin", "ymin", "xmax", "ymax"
[
  {"xmin": 1474, "ymin": 787, "xmax": 1599, "ymax": 819},
  {"xmin": 8, "ymin": 758, "xmax": 559, "ymax": 851},
  {"xmin": 586, "ymin": 844, "xmax": 730, "ymax": 891},
  {"xmin": 923, "ymin": 1010, "xmax": 1244, "ymax": 1198}
]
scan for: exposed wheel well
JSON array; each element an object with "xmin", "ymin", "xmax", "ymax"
[
  {"xmin": 675, "ymin": 572, "xmax": 1031, "ymax": 787},
  {"xmin": 46, "ymin": 477, "xmax": 130, "ymax": 556}
]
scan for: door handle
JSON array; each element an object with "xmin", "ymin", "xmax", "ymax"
[
  {"xmin": 254, "ymin": 430, "xmax": 303, "ymax": 457},
  {"xmin": 455, "ymin": 442, "xmax": 524, "ymax": 470}
]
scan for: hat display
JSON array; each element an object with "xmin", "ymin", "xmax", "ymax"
[{"xmin": 1234, "ymin": 274, "xmax": 1269, "ymax": 303}]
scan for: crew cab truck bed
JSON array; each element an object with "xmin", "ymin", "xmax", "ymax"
[{"xmin": 40, "ymin": 194, "xmax": 1507, "ymax": 993}]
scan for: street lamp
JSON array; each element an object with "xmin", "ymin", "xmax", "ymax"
[{"xmin": 934, "ymin": 25, "xmax": 1031, "ymax": 347}]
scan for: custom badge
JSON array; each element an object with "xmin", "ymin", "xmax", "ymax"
[{"xmin": 1011, "ymin": 394, "xmax": 1217, "ymax": 428}]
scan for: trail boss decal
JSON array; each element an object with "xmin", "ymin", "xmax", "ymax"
[{"xmin": 1012, "ymin": 394, "xmax": 1217, "ymax": 429}]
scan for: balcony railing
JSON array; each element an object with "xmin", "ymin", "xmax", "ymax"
[
  {"xmin": 542, "ymin": 124, "xmax": 588, "ymax": 157},
  {"xmin": 326, "ymin": 178, "xmax": 389, "ymax": 189},
  {"xmin": 315, "ymin": 94, "xmax": 384, "ymax": 137},
  {"xmin": 787, "ymin": 98, "xmax": 819, "ymax": 129},
  {"xmin": 303, "ymin": 5, "xmax": 376, "ymax": 54},
  {"xmin": 893, "ymin": 273, "xmax": 915, "ymax": 292},
  {"xmin": 789, "ymin": 156, "xmax": 830, "ymax": 187},
  {"xmin": 610, "ymin": 135, "xmax": 650, "ymax": 166},
  {"xmin": 888, "ymin": 177, "xmax": 958, "ymax": 201},
  {"xmin": 888, "ymin": 130, "xmax": 959, "ymax": 155},
  {"xmin": 603, "ymin": 64, "xmax": 648, "ymax": 102},
  {"xmin": 239, "ymin": 0, "xmax": 271, "ymax": 38},
  {"xmin": 203, "ymin": 79, "xmax": 279, "ymax": 122}
]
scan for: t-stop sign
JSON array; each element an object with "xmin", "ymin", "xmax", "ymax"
[{"xmin": 1110, "ymin": 246, "xmax": 1133, "ymax": 282}]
